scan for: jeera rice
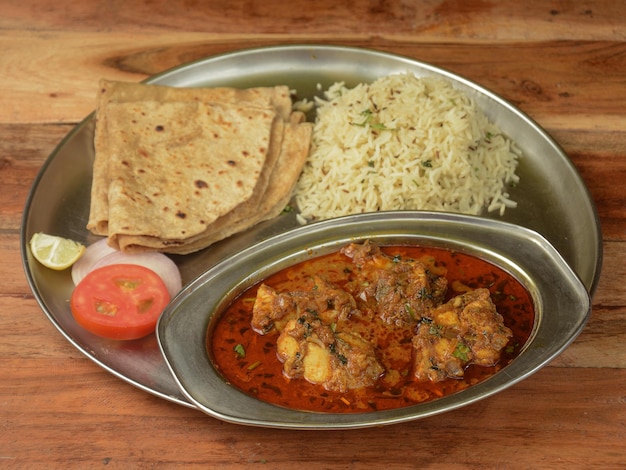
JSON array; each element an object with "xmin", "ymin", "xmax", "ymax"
[{"xmin": 294, "ymin": 73, "xmax": 521, "ymax": 221}]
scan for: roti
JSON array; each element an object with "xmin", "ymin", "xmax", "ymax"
[
  {"xmin": 87, "ymin": 79, "xmax": 311, "ymax": 254},
  {"xmin": 127, "ymin": 116, "xmax": 312, "ymax": 254}
]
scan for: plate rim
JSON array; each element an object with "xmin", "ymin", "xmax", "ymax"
[{"xmin": 20, "ymin": 43, "xmax": 602, "ymax": 410}]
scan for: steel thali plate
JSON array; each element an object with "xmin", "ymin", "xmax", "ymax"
[{"xmin": 21, "ymin": 45, "xmax": 602, "ymax": 408}]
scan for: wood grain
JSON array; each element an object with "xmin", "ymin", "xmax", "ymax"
[
  {"xmin": 1, "ymin": 0, "xmax": 625, "ymax": 468},
  {"xmin": 3, "ymin": 34, "xmax": 626, "ymax": 128},
  {"xmin": 2, "ymin": 0, "xmax": 624, "ymax": 40},
  {"xmin": 2, "ymin": 360, "xmax": 624, "ymax": 468}
]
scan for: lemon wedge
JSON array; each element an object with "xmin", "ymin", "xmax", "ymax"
[{"xmin": 29, "ymin": 232, "xmax": 86, "ymax": 271}]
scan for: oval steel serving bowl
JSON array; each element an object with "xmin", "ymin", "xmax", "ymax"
[{"xmin": 157, "ymin": 211, "xmax": 590, "ymax": 429}]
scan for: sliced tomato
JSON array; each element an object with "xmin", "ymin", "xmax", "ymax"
[{"xmin": 70, "ymin": 263, "xmax": 171, "ymax": 340}]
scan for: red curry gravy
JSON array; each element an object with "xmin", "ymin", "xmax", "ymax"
[{"xmin": 208, "ymin": 245, "xmax": 534, "ymax": 413}]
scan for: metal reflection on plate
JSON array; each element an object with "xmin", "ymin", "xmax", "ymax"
[{"xmin": 21, "ymin": 45, "xmax": 601, "ymax": 408}]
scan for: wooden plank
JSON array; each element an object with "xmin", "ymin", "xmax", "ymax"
[
  {"xmin": 1, "ymin": 33, "xmax": 625, "ymax": 129},
  {"xmin": 1, "ymin": 0, "xmax": 624, "ymax": 40},
  {"xmin": 1, "ymin": 360, "xmax": 623, "ymax": 468},
  {"xmin": 1, "ymin": 2, "xmax": 625, "ymax": 466}
]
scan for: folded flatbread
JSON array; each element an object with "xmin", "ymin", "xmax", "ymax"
[
  {"xmin": 87, "ymin": 79, "xmax": 312, "ymax": 254},
  {"xmin": 141, "ymin": 114, "xmax": 311, "ymax": 255}
]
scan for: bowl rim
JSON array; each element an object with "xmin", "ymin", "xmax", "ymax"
[{"xmin": 157, "ymin": 210, "xmax": 591, "ymax": 429}]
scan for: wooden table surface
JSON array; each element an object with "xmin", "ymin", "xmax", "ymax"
[{"xmin": 2, "ymin": 1, "xmax": 625, "ymax": 468}]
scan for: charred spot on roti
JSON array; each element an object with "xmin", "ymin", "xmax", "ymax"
[
  {"xmin": 195, "ymin": 180, "xmax": 208, "ymax": 189},
  {"xmin": 155, "ymin": 125, "xmax": 164, "ymax": 132},
  {"xmin": 176, "ymin": 211, "xmax": 186, "ymax": 219}
]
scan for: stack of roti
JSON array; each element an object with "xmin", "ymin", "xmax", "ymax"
[{"xmin": 87, "ymin": 79, "xmax": 312, "ymax": 254}]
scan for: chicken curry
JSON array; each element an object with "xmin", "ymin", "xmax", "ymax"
[{"xmin": 209, "ymin": 240, "xmax": 534, "ymax": 413}]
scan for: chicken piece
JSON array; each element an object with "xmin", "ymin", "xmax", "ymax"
[
  {"xmin": 342, "ymin": 241, "xmax": 448, "ymax": 326},
  {"xmin": 412, "ymin": 288, "xmax": 513, "ymax": 382},
  {"xmin": 250, "ymin": 284, "xmax": 296, "ymax": 334},
  {"xmin": 251, "ymin": 276, "xmax": 358, "ymax": 334},
  {"xmin": 276, "ymin": 312, "xmax": 384, "ymax": 392}
]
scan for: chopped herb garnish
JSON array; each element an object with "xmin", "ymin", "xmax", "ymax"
[
  {"xmin": 329, "ymin": 341, "xmax": 348, "ymax": 365},
  {"xmin": 404, "ymin": 303, "xmax": 416, "ymax": 320},
  {"xmin": 421, "ymin": 160, "xmax": 433, "ymax": 168},
  {"xmin": 350, "ymin": 108, "xmax": 395, "ymax": 130},
  {"xmin": 417, "ymin": 286, "xmax": 428, "ymax": 298},
  {"xmin": 428, "ymin": 324, "xmax": 442, "ymax": 336},
  {"xmin": 351, "ymin": 109, "xmax": 373, "ymax": 127},
  {"xmin": 234, "ymin": 343, "xmax": 246, "ymax": 358},
  {"xmin": 453, "ymin": 342, "xmax": 470, "ymax": 361},
  {"xmin": 371, "ymin": 122, "xmax": 394, "ymax": 131}
]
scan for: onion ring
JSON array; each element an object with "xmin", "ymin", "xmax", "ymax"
[{"xmin": 71, "ymin": 239, "xmax": 182, "ymax": 298}]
